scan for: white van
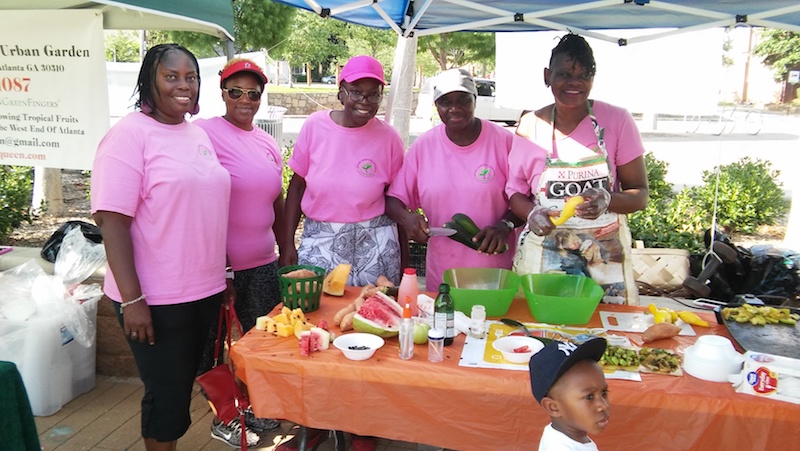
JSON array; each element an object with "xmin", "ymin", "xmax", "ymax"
[{"xmin": 415, "ymin": 76, "xmax": 524, "ymax": 126}]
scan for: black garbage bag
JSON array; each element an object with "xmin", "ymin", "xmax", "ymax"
[
  {"xmin": 689, "ymin": 228, "xmax": 800, "ymax": 302},
  {"xmin": 40, "ymin": 220, "xmax": 102, "ymax": 263}
]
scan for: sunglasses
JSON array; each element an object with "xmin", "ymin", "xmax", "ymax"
[{"xmin": 223, "ymin": 87, "xmax": 262, "ymax": 101}]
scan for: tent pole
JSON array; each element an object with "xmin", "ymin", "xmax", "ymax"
[{"xmin": 386, "ymin": 34, "xmax": 418, "ymax": 149}]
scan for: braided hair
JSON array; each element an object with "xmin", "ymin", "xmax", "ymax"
[
  {"xmin": 550, "ymin": 33, "xmax": 596, "ymax": 77},
  {"xmin": 134, "ymin": 43, "xmax": 201, "ymax": 114}
]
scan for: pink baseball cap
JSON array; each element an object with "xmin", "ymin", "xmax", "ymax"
[
  {"xmin": 340, "ymin": 55, "xmax": 386, "ymax": 85},
  {"xmin": 219, "ymin": 59, "xmax": 268, "ymax": 88}
]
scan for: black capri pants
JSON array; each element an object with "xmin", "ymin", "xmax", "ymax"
[{"xmin": 114, "ymin": 292, "xmax": 222, "ymax": 441}]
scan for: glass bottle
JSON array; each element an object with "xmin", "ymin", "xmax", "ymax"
[{"xmin": 434, "ymin": 283, "xmax": 455, "ymax": 346}]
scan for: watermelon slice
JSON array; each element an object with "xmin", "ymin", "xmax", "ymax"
[{"xmin": 353, "ymin": 292, "xmax": 403, "ymax": 337}]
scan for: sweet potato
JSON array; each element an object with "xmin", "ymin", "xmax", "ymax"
[
  {"xmin": 339, "ymin": 311, "xmax": 356, "ymax": 331},
  {"xmin": 353, "ymin": 295, "xmax": 367, "ymax": 310},
  {"xmin": 333, "ymin": 303, "xmax": 356, "ymax": 324},
  {"xmin": 642, "ymin": 322, "xmax": 681, "ymax": 343},
  {"xmin": 358, "ymin": 283, "xmax": 376, "ymax": 299}
]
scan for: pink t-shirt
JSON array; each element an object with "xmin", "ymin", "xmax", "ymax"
[
  {"xmin": 506, "ymin": 100, "xmax": 644, "ymax": 198},
  {"xmin": 91, "ymin": 112, "xmax": 231, "ymax": 306},
  {"xmin": 195, "ymin": 117, "xmax": 282, "ymax": 271},
  {"xmin": 387, "ymin": 120, "xmax": 515, "ymax": 290},
  {"xmin": 288, "ymin": 111, "xmax": 403, "ymax": 222}
]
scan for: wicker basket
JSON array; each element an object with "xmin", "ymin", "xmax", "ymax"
[{"xmin": 631, "ymin": 244, "xmax": 690, "ymax": 292}]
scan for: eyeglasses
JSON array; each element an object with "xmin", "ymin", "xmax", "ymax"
[
  {"xmin": 341, "ymin": 87, "xmax": 383, "ymax": 104},
  {"xmin": 223, "ymin": 87, "xmax": 262, "ymax": 101}
]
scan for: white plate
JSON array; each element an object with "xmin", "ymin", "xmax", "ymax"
[{"xmin": 599, "ymin": 311, "xmax": 696, "ymax": 336}]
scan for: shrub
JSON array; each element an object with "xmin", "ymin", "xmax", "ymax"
[
  {"xmin": 629, "ymin": 154, "xmax": 788, "ymax": 252},
  {"xmin": 628, "ymin": 153, "xmax": 704, "ymax": 253},
  {"xmin": 684, "ymin": 157, "xmax": 788, "ymax": 235},
  {"xmin": 0, "ymin": 166, "xmax": 34, "ymax": 241}
]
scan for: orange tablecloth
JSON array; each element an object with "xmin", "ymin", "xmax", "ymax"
[{"xmin": 231, "ymin": 288, "xmax": 800, "ymax": 450}]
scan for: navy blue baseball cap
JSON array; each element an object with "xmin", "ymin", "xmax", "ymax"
[{"xmin": 529, "ymin": 338, "xmax": 607, "ymax": 403}]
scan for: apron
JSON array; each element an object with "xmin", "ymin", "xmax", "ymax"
[
  {"xmin": 513, "ymin": 102, "xmax": 638, "ymax": 305},
  {"xmin": 298, "ymin": 214, "xmax": 401, "ymax": 287}
]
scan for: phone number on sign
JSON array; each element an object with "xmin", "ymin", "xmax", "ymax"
[{"xmin": 0, "ymin": 77, "xmax": 31, "ymax": 92}]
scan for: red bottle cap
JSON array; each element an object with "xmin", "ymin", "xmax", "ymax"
[{"xmin": 404, "ymin": 268, "xmax": 417, "ymax": 275}]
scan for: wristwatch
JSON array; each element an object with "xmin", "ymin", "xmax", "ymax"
[
  {"xmin": 225, "ymin": 266, "xmax": 235, "ymax": 280},
  {"xmin": 500, "ymin": 219, "xmax": 515, "ymax": 230}
]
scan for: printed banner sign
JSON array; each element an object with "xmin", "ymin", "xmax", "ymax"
[{"xmin": 0, "ymin": 10, "xmax": 109, "ymax": 170}]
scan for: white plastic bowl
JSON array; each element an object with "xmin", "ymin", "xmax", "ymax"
[
  {"xmin": 683, "ymin": 335, "xmax": 744, "ymax": 382},
  {"xmin": 333, "ymin": 333, "xmax": 385, "ymax": 361},
  {"xmin": 492, "ymin": 336, "xmax": 545, "ymax": 364}
]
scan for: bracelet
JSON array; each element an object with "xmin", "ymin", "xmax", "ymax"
[
  {"xmin": 500, "ymin": 219, "xmax": 515, "ymax": 230},
  {"xmin": 225, "ymin": 265, "xmax": 235, "ymax": 280},
  {"xmin": 120, "ymin": 294, "xmax": 145, "ymax": 314}
]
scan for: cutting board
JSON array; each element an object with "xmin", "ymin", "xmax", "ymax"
[
  {"xmin": 715, "ymin": 305, "xmax": 800, "ymax": 360},
  {"xmin": 599, "ymin": 311, "xmax": 695, "ymax": 336}
]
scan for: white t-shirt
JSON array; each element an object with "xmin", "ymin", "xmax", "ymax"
[{"xmin": 538, "ymin": 424, "xmax": 599, "ymax": 451}]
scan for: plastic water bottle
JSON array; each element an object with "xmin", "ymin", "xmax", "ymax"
[
  {"xmin": 398, "ymin": 302, "xmax": 414, "ymax": 360},
  {"xmin": 397, "ymin": 268, "xmax": 419, "ymax": 317}
]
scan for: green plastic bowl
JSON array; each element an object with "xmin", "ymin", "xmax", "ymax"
[
  {"xmin": 521, "ymin": 274, "xmax": 603, "ymax": 325},
  {"xmin": 442, "ymin": 268, "xmax": 520, "ymax": 317}
]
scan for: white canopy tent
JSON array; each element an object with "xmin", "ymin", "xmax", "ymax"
[{"xmin": 268, "ymin": 0, "xmax": 800, "ymax": 248}]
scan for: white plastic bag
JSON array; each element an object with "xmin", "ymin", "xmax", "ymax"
[{"xmin": 54, "ymin": 225, "xmax": 106, "ymax": 289}]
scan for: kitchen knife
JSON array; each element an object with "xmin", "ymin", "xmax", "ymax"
[{"xmin": 428, "ymin": 227, "xmax": 457, "ymax": 237}]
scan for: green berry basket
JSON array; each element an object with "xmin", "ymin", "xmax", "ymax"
[{"xmin": 278, "ymin": 265, "xmax": 325, "ymax": 312}]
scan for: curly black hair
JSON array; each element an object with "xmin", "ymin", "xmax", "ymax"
[
  {"xmin": 550, "ymin": 33, "xmax": 596, "ymax": 77},
  {"xmin": 134, "ymin": 43, "xmax": 200, "ymax": 113}
]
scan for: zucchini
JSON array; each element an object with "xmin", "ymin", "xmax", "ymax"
[
  {"xmin": 452, "ymin": 213, "xmax": 481, "ymax": 236},
  {"xmin": 443, "ymin": 221, "xmax": 480, "ymax": 251}
]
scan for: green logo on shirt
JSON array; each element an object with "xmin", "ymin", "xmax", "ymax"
[
  {"xmin": 474, "ymin": 164, "xmax": 494, "ymax": 183},
  {"xmin": 358, "ymin": 159, "xmax": 377, "ymax": 177}
]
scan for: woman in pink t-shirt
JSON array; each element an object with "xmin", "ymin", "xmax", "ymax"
[
  {"xmin": 387, "ymin": 69, "xmax": 523, "ymax": 290},
  {"xmin": 278, "ymin": 55, "xmax": 403, "ymax": 451},
  {"xmin": 507, "ymin": 33, "xmax": 649, "ymax": 304},
  {"xmin": 281, "ymin": 55, "xmax": 404, "ymax": 288},
  {"xmin": 194, "ymin": 58, "xmax": 284, "ymax": 447},
  {"xmin": 91, "ymin": 44, "xmax": 230, "ymax": 450}
]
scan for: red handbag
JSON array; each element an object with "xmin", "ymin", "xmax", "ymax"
[{"xmin": 197, "ymin": 302, "xmax": 250, "ymax": 449}]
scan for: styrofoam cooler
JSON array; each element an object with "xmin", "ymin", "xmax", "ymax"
[{"xmin": 0, "ymin": 296, "xmax": 99, "ymax": 416}]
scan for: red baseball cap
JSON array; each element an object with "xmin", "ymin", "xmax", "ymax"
[
  {"xmin": 340, "ymin": 55, "xmax": 385, "ymax": 85},
  {"xmin": 219, "ymin": 59, "xmax": 268, "ymax": 88}
]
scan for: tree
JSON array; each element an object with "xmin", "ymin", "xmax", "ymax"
[
  {"xmin": 271, "ymin": 10, "xmax": 350, "ymax": 75},
  {"xmin": 271, "ymin": 11, "xmax": 396, "ymax": 81},
  {"xmin": 418, "ymin": 32, "xmax": 495, "ymax": 71},
  {"xmin": 150, "ymin": 0, "xmax": 296, "ymax": 57},
  {"xmin": 105, "ymin": 31, "xmax": 141, "ymax": 62},
  {"xmin": 753, "ymin": 29, "xmax": 800, "ymax": 82}
]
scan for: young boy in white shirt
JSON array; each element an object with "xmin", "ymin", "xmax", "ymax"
[{"xmin": 529, "ymin": 338, "xmax": 609, "ymax": 451}]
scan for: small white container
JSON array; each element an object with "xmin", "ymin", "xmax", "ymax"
[
  {"xmin": 683, "ymin": 335, "xmax": 744, "ymax": 382},
  {"xmin": 470, "ymin": 305, "xmax": 487, "ymax": 339},
  {"xmin": 428, "ymin": 328, "xmax": 445, "ymax": 362}
]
